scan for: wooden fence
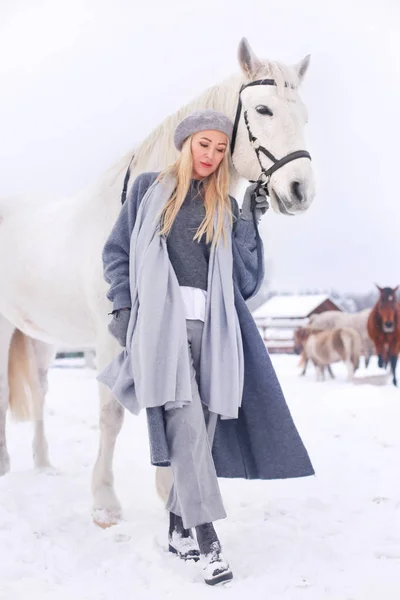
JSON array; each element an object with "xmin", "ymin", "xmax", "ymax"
[{"xmin": 255, "ymin": 318, "xmax": 309, "ymax": 354}]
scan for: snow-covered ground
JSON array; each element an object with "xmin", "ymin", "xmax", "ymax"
[{"xmin": 1, "ymin": 355, "xmax": 399, "ymax": 599}]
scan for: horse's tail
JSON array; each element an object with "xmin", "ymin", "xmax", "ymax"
[
  {"xmin": 8, "ymin": 330, "xmax": 41, "ymax": 421},
  {"xmin": 340, "ymin": 328, "xmax": 361, "ymax": 372}
]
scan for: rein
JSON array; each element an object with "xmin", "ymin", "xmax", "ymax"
[
  {"xmin": 230, "ymin": 79, "xmax": 311, "ymax": 194},
  {"xmin": 121, "ymin": 154, "xmax": 135, "ymax": 205}
]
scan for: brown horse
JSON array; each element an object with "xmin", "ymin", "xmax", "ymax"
[{"xmin": 367, "ymin": 285, "xmax": 400, "ymax": 386}]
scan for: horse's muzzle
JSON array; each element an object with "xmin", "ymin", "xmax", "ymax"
[{"xmin": 272, "ymin": 188, "xmax": 314, "ymax": 216}]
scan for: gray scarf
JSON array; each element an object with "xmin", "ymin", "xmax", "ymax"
[{"xmin": 98, "ymin": 174, "xmax": 244, "ymax": 419}]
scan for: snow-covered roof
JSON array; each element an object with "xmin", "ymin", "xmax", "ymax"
[{"xmin": 253, "ymin": 294, "xmax": 339, "ymax": 319}]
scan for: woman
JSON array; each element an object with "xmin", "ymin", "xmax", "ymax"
[{"xmin": 99, "ymin": 110, "xmax": 314, "ymax": 586}]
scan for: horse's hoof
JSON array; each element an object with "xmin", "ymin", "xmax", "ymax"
[
  {"xmin": 0, "ymin": 452, "xmax": 10, "ymax": 476},
  {"xmin": 92, "ymin": 508, "xmax": 122, "ymax": 529},
  {"xmin": 93, "ymin": 518, "xmax": 118, "ymax": 529},
  {"xmin": 34, "ymin": 458, "xmax": 53, "ymax": 470},
  {"xmin": 0, "ymin": 463, "xmax": 10, "ymax": 477},
  {"xmin": 36, "ymin": 465, "xmax": 59, "ymax": 476}
]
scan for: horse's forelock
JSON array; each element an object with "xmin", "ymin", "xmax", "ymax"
[
  {"xmin": 380, "ymin": 287, "xmax": 398, "ymax": 303},
  {"xmin": 247, "ymin": 59, "xmax": 300, "ymax": 97}
]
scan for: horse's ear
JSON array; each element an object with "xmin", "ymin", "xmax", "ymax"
[
  {"xmin": 238, "ymin": 38, "xmax": 262, "ymax": 78},
  {"xmin": 295, "ymin": 55, "xmax": 311, "ymax": 82},
  {"xmin": 375, "ymin": 283, "xmax": 383, "ymax": 293}
]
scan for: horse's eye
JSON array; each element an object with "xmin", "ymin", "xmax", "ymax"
[{"xmin": 256, "ymin": 105, "xmax": 273, "ymax": 116}]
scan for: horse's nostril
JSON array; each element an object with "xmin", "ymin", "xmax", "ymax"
[
  {"xmin": 291, "ymin": 181, "xmax": 305, "ymax": 203},
  {"xmin": 385, "ymin": 321, "xmax": 394, "ymax": 328}
]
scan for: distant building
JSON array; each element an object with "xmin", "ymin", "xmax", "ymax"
[{"xmin": 252, "ymin": 294, "xmax": 343, "ymax": 353}]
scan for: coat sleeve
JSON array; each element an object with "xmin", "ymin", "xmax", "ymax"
[
  {"xmin": 230, "ymin": 196, "xmax": 265, "ymax": 301},
  {"xmin": 102, "ymin": 172, "xmax": 158, "ymax": 310}
]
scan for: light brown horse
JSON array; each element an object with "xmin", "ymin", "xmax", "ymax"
[
  {"xmin": 367, "ymin": 285, "xmax": 400, "ymax": 386},
  {"xmin": 308, "ymin": 308, "xmax": 374, "ymax": 368},
  {"xmin": 294, "ymin": 327, "xmax": 361, "ymax": 382}
]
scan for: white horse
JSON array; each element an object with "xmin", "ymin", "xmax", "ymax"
[{"xmin": 0, "ymin": 38, "xmax": 315, "ymax": 527}]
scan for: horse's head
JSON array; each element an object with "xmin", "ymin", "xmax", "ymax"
[
  {"xmin": 375, "ymin": 284, "xmax": 399, "ymax": 333},
  {"xmin": 293, "ymin": 327, "xmax": 311, "ymax": 353},
  {"xmin": 232, "ymin": 38, "xmax": 315, "ymax": 216}
]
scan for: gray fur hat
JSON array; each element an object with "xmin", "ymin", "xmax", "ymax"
[{"xmin": 174, "ymin": 109, "xmax": 234, "ymax": 151}]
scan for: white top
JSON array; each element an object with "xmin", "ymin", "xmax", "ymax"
[{"xmin": 180, "ymin": 286, "xmax": 207, "ymax": 322}]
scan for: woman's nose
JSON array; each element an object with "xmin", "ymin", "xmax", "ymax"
[{"xmin": 205, "ymin": 148, "xmax": 214, "ymax": 160}]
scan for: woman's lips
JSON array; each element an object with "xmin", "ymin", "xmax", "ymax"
[{"xmin": 200, "ymin": 161, "xmax": 212, "ymax": 168}]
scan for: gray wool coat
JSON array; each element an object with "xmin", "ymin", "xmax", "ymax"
[
  {"xmin": 103, "ymin": 172, "xmax": 314, "ymax": 481},
  {"xmin": 145, "ymin": 198, "xmax": 313, "ymax": 481}
]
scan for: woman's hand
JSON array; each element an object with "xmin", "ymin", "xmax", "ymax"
[
  {"xmin": 108, "ymin": 308, "xmax": 131, "ymax": 347},
  {"xmin": 240, "ymin": 183, "xmax": 269, "ymax": 224}
]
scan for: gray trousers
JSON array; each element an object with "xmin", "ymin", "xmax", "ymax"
[{"xmin": 164, "ymin": 319, "xmax": 227, "ymax": 529}]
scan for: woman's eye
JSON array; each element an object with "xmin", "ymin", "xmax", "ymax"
[
  {"xmin": 200, "ymin": 143, "xmax": 209, "ymax": 148},
  {"xmin": 256, "ymin": 105, "xmax": 273, "ymax": 116},
  {"xmin": 217, "ymin": 148, "xmax": 225, "ymax": 153}
]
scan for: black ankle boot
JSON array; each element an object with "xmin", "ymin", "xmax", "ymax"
[
  {"xmin": 168, "ymin": 512, "xmax": 200, "ymax": 561},
  {"xmin": 195, "ymin": 523, "xmax": 233, "ymax": 586}
]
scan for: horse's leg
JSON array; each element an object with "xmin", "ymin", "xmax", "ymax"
[
  {"xmin": 32, "ymin": 340, "xmax": 57, "ymax": 469},
  {"xmin": 92, "ymin": 337, "xmax": 125, "ymax": 528},
  {"xmin": 0, "ymin": 318, "xmax": 15, "ymax": 476},
  {"xmin": 376, "ymin": 341, "xmax": 385, "ymax": 368},
  {"xmin": 388, "ymin": 342, "xmax": 398, "ymax": 386},
  {"xmin": 345, "ymin": 359, "xmax": 354, "ymax": 381},
  {"xmin": 312, "ymin": 360, "xmax": 318, "ymax": 381},
  {"xmin": 383, "ymin": 346, "xmax": 390, "ymax": 369},
  {"xmin": 390, "ymin": 354, "xmax": 398, "ymax": 386},
  {"xmin": 327, "ymin": 364, "xmax": 335, "ymax": 379},
  {"xmin": 156, "ymin": 466, "xmax": 174, "ymax": 504},
  {"xmin": 301, "ymin": 356, "xmax": 308, "ymax": 376}
]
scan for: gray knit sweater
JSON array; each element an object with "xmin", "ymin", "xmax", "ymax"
[{"xmin": 103, "ymin": 172, "xmax": 256, "ymax": 310}]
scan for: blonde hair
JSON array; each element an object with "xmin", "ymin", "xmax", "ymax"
[{"xmin": 158, "ymin": 135, "xmax": 232, "ymax": 246}]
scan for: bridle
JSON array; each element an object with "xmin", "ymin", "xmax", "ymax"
[
  {"xmin": 230, "ymin": 79, "xmax": 311, "ymax": 195},
  {"xmin": 121, "ymin": 78, "xmax": 312, "ymax": 205}
]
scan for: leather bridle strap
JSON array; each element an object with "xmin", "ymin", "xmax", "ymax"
[{"xmin": 230, "ymin": 79, "xmax": 311, "ymax": 190}]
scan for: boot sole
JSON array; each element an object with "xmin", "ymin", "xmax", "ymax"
[
  {"xmin": 204, "ymin": 568, "xmax": 233, "ymax": 586},
  {"xmin": 168, "ymin": 543, "xmax": 200, "ymax": 562}
]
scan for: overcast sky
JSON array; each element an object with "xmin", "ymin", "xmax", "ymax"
[{"xmin": 1, "ymin": 0, "xmax": 399, "ymax": 293}]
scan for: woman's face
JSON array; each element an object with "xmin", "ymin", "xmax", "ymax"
[{"xmin": 191, "ymin": 130, "xmax": 228, "ymax": 179}]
